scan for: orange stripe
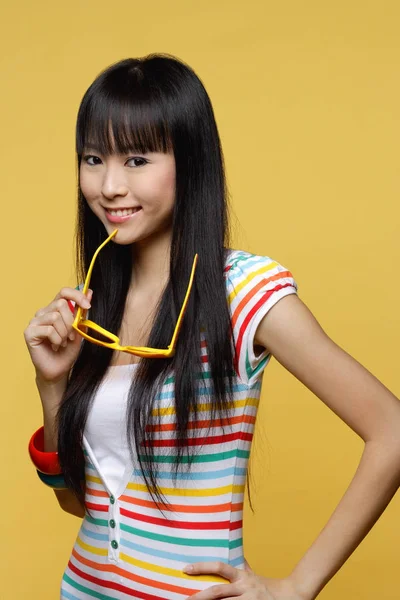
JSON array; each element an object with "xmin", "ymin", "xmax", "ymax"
[
  {"xmin": 119, "ymin": 495, "xmax": 243, "ymax": 514},
  {"xmin": 85, "ymin": 487, "xmax": 108, "ymax": 498},
  {"xmin": 231, "ymin": 270, "xmax": 291, "ymax": 329},
  {"xmin": 147, "ymin": 414, "xmax": 256, "ymax": 433},
  {"xmin": 71, "ymin": 548, "xmax": 202, "ymax": 596}
]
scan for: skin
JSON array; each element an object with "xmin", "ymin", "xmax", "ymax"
[
  {"xmin": 82, "ymin": 145, "xmax": 400, "ymax": 598},
  {"xmin": 182, "ymin": 297, "xmax": 400, "ymax": 599},
  {"xmin": 27, "ymin": 145, "xmax": 400, "ymax": 599},
  {"xmin": 80, "ymin": 146, "xmax": 176, "ymax": 293}
]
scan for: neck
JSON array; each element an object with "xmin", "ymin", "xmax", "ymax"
[{"xmin": 130, "ymin": 230, "xmax": 171, "ymax": 294}]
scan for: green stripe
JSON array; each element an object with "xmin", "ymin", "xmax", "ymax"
[
  {"xmin": 85, "ymin": 516, "xmax": 244, "ymax": 550},
  {"xmin": 120, "ymin": 523, "xmax": 228, "ymax": 547},
  {"xmin": 164, "ymin": 369, "xmax": 235, "ymax": 385},
  {"xmin": 63, "ymin": 573, "xmax": 117, "ymax": 599},
  {"xmin": 85, "ymin": 515, "xmax": 108, "ymax": 527},
  {"xmin": 84, "ymin": 517, "xmax": 241, "ymax": 551},
  {"xmin": 139, "ymin": 448, "xmax": 250, "ymax": 463},
  {"xmin": 227, "ymin": 254, "xmax": 249, "ymax": 270},
  {"xmin": 251, "ymin": 355, "xmax": 269, "ymax": 379},
  {"xmin": 245, "ymin": 349, "xmax": 268, "ymax": 381}
]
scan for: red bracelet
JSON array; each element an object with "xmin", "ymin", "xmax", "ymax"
[{"xmin": 28, "ymin": 426, "xmax": 62, "ymax": 475}]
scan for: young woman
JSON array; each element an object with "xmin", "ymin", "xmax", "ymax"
[{"xmin": 24, "ymin": 53, "xmax": 400, "ymax": 600}]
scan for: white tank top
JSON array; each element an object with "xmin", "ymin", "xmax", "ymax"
[{"xmin": 83, "ymin": 364, "xmax": 139, "ymax": 496}]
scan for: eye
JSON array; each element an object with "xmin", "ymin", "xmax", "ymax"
[
  {"xmin": 83, "ymin": 154, "xmax": 102, "ymax": 166},
  {"xmin": 126, "ymin": 157, "xmax": 148, "ymax": 168}
]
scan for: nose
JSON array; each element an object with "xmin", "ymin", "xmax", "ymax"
[{"xmin": 101, "ymin": 165, "xmax": 129, "ymax": 200}]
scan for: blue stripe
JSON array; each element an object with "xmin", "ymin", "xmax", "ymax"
[
  {"xmin": 120, "ymin": 536, "xmax": 229, "ymax": 564},
  {"xmin": 157, "ymin": 382, "xmax": 254, "ymax": 400},
  {"xmin": 230, "ymin": 555, "xmax": 245, "ymax": 567},
  {"xmin": 81, "ymin": 525, "xmax": 109, "ymax": 542},
  {"xmin": 61, "ymin": 589, "xmax": 82, "ymax": 600},
  {"xmin": 133, "ymin": 466, "xmax": 247, "ymax": 480}
]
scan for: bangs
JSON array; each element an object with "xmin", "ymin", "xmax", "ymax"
[{"xmin": 76, "ymin": 91, "xmax": 173, "ymax": 157}]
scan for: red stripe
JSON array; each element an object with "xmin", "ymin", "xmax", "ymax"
[
  {"xmin": 231, "ymin": 272, "xmax": 292, "ymax": 330},
  {"xmin": 147, "ymin": 414, "xmax": 256, "ymax": 433},
  {"xmin": 120, "ymin": 506, "xmax": 235, "ymax": 530},
  {"xmin": 70, "ymin": 549, "xmax": 204, "ymax": 596},
  {"xmin": 234, "ymin": 282, "xmax": 294, "ymax": 375},
  {"xmin": 143, "ymin": 430, "xmax": 253, "ymax": 447},
  {"xmin": 67, "ymin": 560, "xmax": 167, "ymax": 600},
  {"xmin": 84, "ymin": 502, "xmax": 108, "ymax": 512}
]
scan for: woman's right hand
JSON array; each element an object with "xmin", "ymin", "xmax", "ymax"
[{"xmin": 23, "ymin": 287, "xmax": 93, "ymax": 385}]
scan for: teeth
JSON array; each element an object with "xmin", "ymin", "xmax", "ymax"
[{"xmin": 108, "ymin": 208, "xmax": 139, "ymax": 217}]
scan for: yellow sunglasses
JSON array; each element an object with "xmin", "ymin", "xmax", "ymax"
[{"xmin": 72, "ymin": 228, "xmax": 198, "ymax": 358}]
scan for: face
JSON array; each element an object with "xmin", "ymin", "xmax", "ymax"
[{"xmin": 79, "ymin": 146, "xmax": 176, "ymax": 246}]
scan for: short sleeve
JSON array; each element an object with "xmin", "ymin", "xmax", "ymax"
[{"xmin": 226, "ymin": 251, "xmax": 298, "ymax": 386}]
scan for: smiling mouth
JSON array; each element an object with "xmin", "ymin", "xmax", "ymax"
[{"xmin": 105, "ymin": 207, "xmax": 141, "ymax": 216}]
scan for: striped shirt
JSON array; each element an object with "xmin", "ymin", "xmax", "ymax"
[{"xmin": 61, "ymin": 248, "xmax": 298, "ymax": 600}]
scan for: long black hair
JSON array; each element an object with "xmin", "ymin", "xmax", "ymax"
[{"xmin": 57, "ymin": 53, "xmax": 253, "ymax": 514}]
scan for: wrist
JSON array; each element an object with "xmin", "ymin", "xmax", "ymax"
[
  {"xmin": 35, "ymin": 373, "xmax": 68, "ymax": 389},
  {"xmin": 28, "ymin": 426, "xmax": 62, "ymax": 475},
  {"xmin": 285, "ymin": 572, "xmax": 318, "ymax": 600}
]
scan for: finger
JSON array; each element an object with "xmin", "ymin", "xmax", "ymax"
[
  {"xmin": 54, "ymin": 286, "xmax": 92, "ymax": 310},
  {"xmin": 52, "ymin": 298, "xmax": 79, "ymax": 342},
  {"xmin": 33, "ymin": 309, "xmax": 70, "ymax": 346},
  {"xmin": 26, "ymin": 324, "xmax": 65, "ymax": 351},
  {"xmin": 185, "ymin": 583, "xmax": 241, "ymax": 600},
  {"xmin": 183, "ymin": 562, "xmax": 241, "ymax": 584},
  {"xmin": 33, "ymin": 311, "xmax": 69, "ymax": 347},
  {"xmin": 68, "ymin": 289, "xmax": 93, "ymax": 318},
  {"xmin": 36, "ymin": 289, "xmax": 92, "ymax": 319}
]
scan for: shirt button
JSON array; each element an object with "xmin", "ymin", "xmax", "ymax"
[
  {"xmin": 110, "ymin": 495, "xmax": 115, "ymax": 504},
  {"xmin": 109, "ymin": 519, "xmax": 116, "ymax": 528},
  {"xmin": 111, "ymin": 540, "xmax": 118, "ymax": 549}
]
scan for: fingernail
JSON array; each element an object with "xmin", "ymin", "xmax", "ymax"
[
  {"xmin": 183, "ymin": 565, "xmax": 193, "ymax": 573},
  {"xmin": 83, "ymin": 300, "xmax": 91, "ymax": 308},
  {"xmin": 62, "ymin": 340, "xmax": 67, "ymax": 348},
  {"xmin": 52, "ymin": 344, "xmax": 58, "ymax": 352},
  {"xmin": 69, "ymin": 332, "xmax": 75, "ymax": 341}
]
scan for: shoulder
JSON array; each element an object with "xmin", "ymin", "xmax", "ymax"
[
  {"xmin": 224, "ymin": 247, "xmax": 298, "ymax": 297},
  {"xmin": 223, "ymin": 248, "xmax": 298, "ymax": 385}
]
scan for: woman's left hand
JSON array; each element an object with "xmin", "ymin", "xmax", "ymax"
[{"xmin": 183, "ymin": 560, "xmax": 309, "ymax": 599}]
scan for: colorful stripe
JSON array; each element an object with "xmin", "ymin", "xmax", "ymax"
[{"xmin": 61, "ymin": 249, "xmax": 297, "ymax": 599}]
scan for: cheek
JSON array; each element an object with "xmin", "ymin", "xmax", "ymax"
[
  {"xmin": 79, "ymin": 172, "xmax": 98, "ymax": 204},
  {"xmin": 140, "ymin": 169, "xmax": 176, "ymax": 209}
]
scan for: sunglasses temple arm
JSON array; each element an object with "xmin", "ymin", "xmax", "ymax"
[
  {"xmin": 73, "ymin": 229, "xmax": 118, "ymax": 326},
  {"xmin": 82, "ymin": 231, "xmax": 118, "ymax": 294}
]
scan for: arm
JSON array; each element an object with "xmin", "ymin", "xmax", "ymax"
[
  {"xmin": 254, "ymin": 294, "xmax": 400, "ymax": 599},
  {"xmin": 37, "ymin": 376, "xmax": 85, "ymax": 519}
]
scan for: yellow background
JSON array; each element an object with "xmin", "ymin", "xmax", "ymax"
[{"xmin": 1, "ymin": 0, "xmax": 399, "ymax": 598}]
